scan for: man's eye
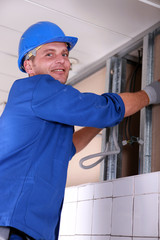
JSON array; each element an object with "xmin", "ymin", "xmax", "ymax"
[
  {"xmin": 62, "ymin": 53, "xmax": 69, "ymax": 57},
  {"xmin": 46, "ymin": 53, "xmax": 53, "ymax": 57}
]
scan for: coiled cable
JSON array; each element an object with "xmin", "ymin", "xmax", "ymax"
[{"xmin": 79, "ymin": 126, "xmax": 120, "ymax": 169}]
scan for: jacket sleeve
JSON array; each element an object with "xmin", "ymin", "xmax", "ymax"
[{"xmin": 31, "ymin": 74, "xmax": 125, "ymax": 128}]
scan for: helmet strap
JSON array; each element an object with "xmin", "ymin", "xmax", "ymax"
[{"xmin": 24, "ymin": 45, "xmax": 42, "ymax": 61}]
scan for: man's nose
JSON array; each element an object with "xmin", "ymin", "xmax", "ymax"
[{"xmin": 55, "ymin": 55, "xmax": 65, "ymax": 63}]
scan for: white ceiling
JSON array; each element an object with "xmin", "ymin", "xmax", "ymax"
[{"xmin": 0, "ymin": 0, "xmax": 160, "ymax": 102}]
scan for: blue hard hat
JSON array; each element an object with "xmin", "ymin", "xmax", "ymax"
[{"xmin": 18, "ymin": 21, "xmax": 78, "ymax": 72}]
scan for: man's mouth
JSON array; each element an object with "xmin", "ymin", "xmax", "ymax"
[{"xmin": 52, "ymin": 69, "xmax": 65, "ymax": 72}]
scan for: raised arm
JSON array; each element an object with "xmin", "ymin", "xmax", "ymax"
[
  {"xmin": 73, "ymin": 80, "xmax": 160, "ymax": 154},
  {"xmin": 72, "ymin": 91, "xmax": 148, "ymax": 153},
  {"xmin": 119, "ymin": 90, "xmax": 149, "ymax": 117},
  {"xmin": 119, "ymin": 80, "xmax": 160, "ymax": 117}
]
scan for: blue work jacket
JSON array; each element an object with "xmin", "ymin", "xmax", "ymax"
[{"xmin": 0, "ymin": 74, "xmax": 125, "ymax": 240}]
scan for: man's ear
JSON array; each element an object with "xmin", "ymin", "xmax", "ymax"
[{"xmin": 23, "ymin": 60, "xmax": 34, "ymax": 76}]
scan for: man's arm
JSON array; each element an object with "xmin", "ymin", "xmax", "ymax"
[
  {"xmin": 120, "ymin": 80, "xmax": 160, "ymax": 117},
  {"xmin": 72, "ymin": 91, "xmax": 148, "ymax": 153},
  {"xmin": 73, "ymin": 127, "xmax": 102, "ymax": 153},
  {"xmin": 119, "ymin": 90, "xmax": 149, "ymax": 117},
  {"xmin": 73, "ymin": 80, "xmax": 160, "ymax": 154}
]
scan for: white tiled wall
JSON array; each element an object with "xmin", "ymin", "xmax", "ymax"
[
  {"xmin": 133, "ymin": 194, "xmax": 158, "ymax": 237},
  {"xmin": 76, "ymin": 200, "xmax": 93, "ymax": 234},
  {"xmin": 59, "ymin": 202, "xmax": 77, "ymax": 235},
  {"xmin": 59, "ymin": 171, "xmax": 160, "ymax": 239},
  {"xmin": 111, "ymin": 196, "xmax": 133, "ymax": 236},
  {"xmin": 78, "ymin": 184, "xmax": 94, "ymax": 201},
  {"xmin": 92, "ymin": 198, "xmax": 112, "ymax": 234}
]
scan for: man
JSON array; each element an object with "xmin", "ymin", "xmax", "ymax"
[{"xmin": 0, "ymin": 21, "xmax": 159, "ymax": 240}]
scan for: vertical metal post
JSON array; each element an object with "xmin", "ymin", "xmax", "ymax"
[
  {"xmin": 107, "ymin": 57, "xmax": 121, "ymax": 180},
  {"xmin": 139, "ymin": 33, "xmax": 154, "ymax": 174},
  {"xmin": 99, "ymin": 59, "xmax": 111, "ymax": 181},
  {"xmin": 100, "ymin": 57, "xmax": 126, "ymax": 181}
]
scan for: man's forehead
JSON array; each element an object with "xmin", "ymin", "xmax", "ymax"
[{"xmin": 41, "ymin": 42, "xmax": 69, "ymax": 50}]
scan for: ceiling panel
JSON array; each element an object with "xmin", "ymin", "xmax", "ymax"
[
  {"xmin": 0, "ymin": 73, "xmax": 16, "ymax": 92},
  {"xmin": 0, "ymin": 52, "xmax": 25, "ymax": 77},
  {"xmin": 0, "ymin": 25, "xmax": 21, "ymax": 56},
  {"xmin": 0, "ymin": 90, "xmax": 8, "ymax": 102},
  {"xmin": 25, "ymin": 0, "xmax": 160, "ymax": 36}
]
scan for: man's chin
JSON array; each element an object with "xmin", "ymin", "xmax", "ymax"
[{"xmin": 50, "ymin": 73, "xmax": 67, "ymax": 84}]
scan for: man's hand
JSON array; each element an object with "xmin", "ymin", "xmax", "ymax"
[
  {"xmin": 143, "ymin": 80, "xmax": 160, "ymax": 105},
  {"xmin": 119, "ymin": 80, "xmax": 160, "ymax": 117}
]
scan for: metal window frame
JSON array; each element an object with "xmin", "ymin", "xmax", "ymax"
[{"xmin": 100, "ymin": 27, "xmax": 160, "ymax": 180}]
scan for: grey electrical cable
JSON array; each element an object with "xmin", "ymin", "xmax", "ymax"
[{"xmin": 79, "ymin": 126, "xmax": 120, "ymax": 169}]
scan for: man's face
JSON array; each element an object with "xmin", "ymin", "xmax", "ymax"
[{"xmin": 25, "ymin": 42, "xmax": 71, "ymax": 84}]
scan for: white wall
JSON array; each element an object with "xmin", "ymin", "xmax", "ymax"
[
  {"xmin": 59, "ymin": 171, "xmax": 160, "ymax": 240},
  {"xmin": 0, "ymin": 101, "xmax": 6, "ymax": 116},
  {"xmin": 66, "ymin": 67, "xmax": 106, "ymax": 187}
]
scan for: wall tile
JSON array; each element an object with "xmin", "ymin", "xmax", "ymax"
[
  {"xmin": 158, "ymin": 172, "xmax": 160, "ymax": 192},
  {"xmin": 135, "ymin": 172, "xmax": 159, "ymax": 195},
  {"xmin": 159, "ymin": 194, "xmax": 160, "ymax": 237},
  {"xmin": 133, "ymin": 194, "xmax": 158, "ymax": 237},
  {"xmin": 133, "ymin": 238, "xmax": 158, "ymax": 240},
  {"xmin": 92, "ymin": 198, "xmax": 112, "ymax": 234},
  {"xmin": 58, "ymin": 236, "xmax": 76, "ymax": 240},
  {"xmin": 78, "ymin": 184, "xmax": 94, "ymax": 201},
  {"xmin": 91, "ymin": 236, "xmax": 110, "ymax": 240},
  {"xmin": 76, "ymin": 200, "xmax": 93, "ymax": 234},
  {"xmin": 64, "ymin": 186, "xmax": 78, "ymax": 203},
  {"xmin": 94, "ymin": 181, "xmax": 112, "ymax": 199},
  {"xmin": 110, "ymin": 237, "xmax": 132, "ymax": 240},
  {"xmin": 59, "ymin": 237, "xmax": 91, "ymax": 240},
  {"xmin": 111, "ymin": 196, "xmax": 133, "ymax": 236},
  {"xmin": 59, "ymin": 202, "xmax": 77, "ymax": 235},
  {"xmin": 75, "ymin": 236, "xmax": 91, "ymax": 240},
  {"xmin": 113, "ymin": 176, "xmax": 134, "ymax": 197}
]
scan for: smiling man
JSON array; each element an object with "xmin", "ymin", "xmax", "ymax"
[
  {"xmin": 24, "ymin": 42, "xmax": 70, "ymax": 84},
  {"xmin": 0, "ymin": 21, "xmax": 159, "ymax": 240}
]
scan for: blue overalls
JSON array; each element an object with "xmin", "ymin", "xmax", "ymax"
[{"xmin": 0, "ymin": 74, "xmax": 125, "ymax": 240}]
